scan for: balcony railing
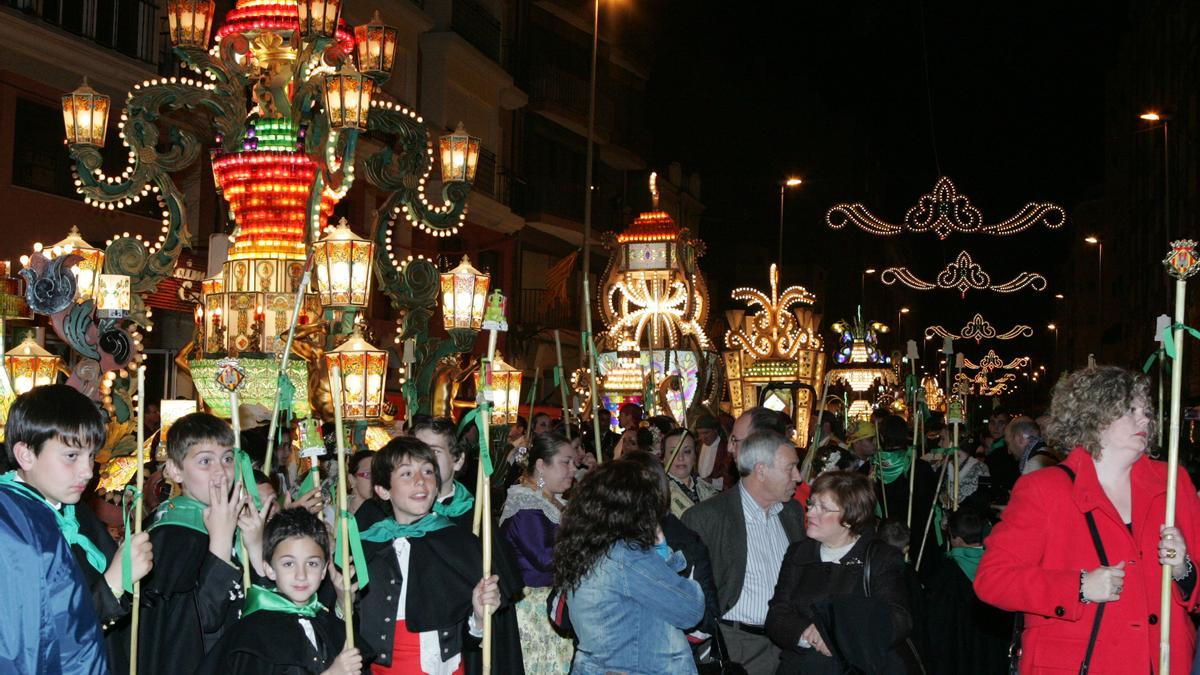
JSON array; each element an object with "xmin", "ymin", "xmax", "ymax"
[
  {"xmin": 4, "ymin": 0, "xmax": 160, "ymax": 64},
  {"xmin": 516, "ymin": 288, "xmax": 576, "ymax": 329},
  {"xmin": 473, "ymin": 147, "xmax": 511, "ymax": 205},
  {"xmin": 451, "ymin": 0, "xmax": 501, "ymax": 63}
]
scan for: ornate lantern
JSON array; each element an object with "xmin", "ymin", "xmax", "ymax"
[
  {"xmin": 96, "ymin": 274, "xmax": 131, "ymax": 318},
  {"xmin": 61, "ymin": 77, "xmax": 109, "ymax": 147},
  {"xmin": 355, "ymin": 11, "xmax": 398, "ymax": 79},
  {"xmin": 439, "ymin": 255, "xmax": 490, "ymax": 331},
  {"xmin": 297, "ymin": 0, "xmax": 341, "ymax": 38},
  {"xmin": 325, "ymin": 330, "xmax": 388, "ymax": 420},
  {"xmin": 323, "ymin": 65, "xmax": 374, "ymax": 131},
  {"xmin": 439, "ymin": 123, "xmax": 481, "ymax": 184},
  {"xmin": 475, "ymin": 351, "xmax": 523, "ymax": 424},
  {"xmin": 44, "ymin": 227, "xmax": 105, "ymax": 303},
  {"xmin": 5, "ymin": 336, "xmax": 61, "ymax": 394},
  {"xmin": 313, "ymin": 217, "xmax": 375, "ymax": 308},
  {"xmin": 166, "ymin": 0, "xmax": 215, "ymax": 48}
]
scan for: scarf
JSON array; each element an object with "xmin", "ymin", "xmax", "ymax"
[
  {"xmin": 432, "ymin": 481, "xmax": 475, "ymax": 518},
  {"xmin": 0, "ymin": 471, "xmax": 108, "ymax": 573},
  {"xmin": 243, "ymin": 584, "xmax": 324, "ymax": 618},
  {"xmin": 359, "ymin": 512, "xmax": 454, "ymax": 544},
  {"xmin": 989, "ymin": 438, "xmax": 1007, "ymax": 454},
  {"xmin": 874, "ymin": 448, "xmax": 912, "ymax": 485},
  {"xmin": 669, "ymin": 474, "xmax": 700, "ymax": 505},
  {"xmin": 947, "ymin": 546, "xmax": 984, "ymax": 582},
  {"xmin": 149, "ymin": 494, "xmax": 209, "ymax": 534}
]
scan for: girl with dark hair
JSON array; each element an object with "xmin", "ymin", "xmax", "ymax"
[
  {"xmin": 499, "ymin": 432, "xmax": 577, "ymax": 672},
  {"xmin": 554, "ymin": 460, "xmax": 706, "ymax": 674}
]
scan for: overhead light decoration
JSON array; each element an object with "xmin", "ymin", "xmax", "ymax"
[
  {"xmin": 924, "ymin": 313, "xmax": 1034, "ymax": 343},
  {"xmin": 957, "ymin": 370, "xmax": 1016, "ymax": 397},
  {"xmin": 921, "ymin": 375, "xmax": 945, "ymax": 411},
  {"xmin": 826, "ymin": 176, "xmax": 1066, "ymax": 239},
  {"xmin": 962, "ymin": 349, "xmax": 1030, "ymax": 374},
  {"xmin": 881, "ymin": 250, "xmax": 1047, "ymax": 297},
  {"xmin": 824, "ymin": 309, "xmax": 895, "ymax": 393}
]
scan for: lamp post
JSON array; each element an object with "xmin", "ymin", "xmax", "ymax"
[
  {"xmin": 1140, "ymin": 112, "xmax": 1170, "ymax": 238},
  {"xmin": 1085, "ymin": 236, "xmax": 1103, "ymax": 356},
  {"xmin": 897, "ymin": 307, "xmax": 910, "ymax": 337},
  {"xmin": 861, "ymin": 268, "xmax": 877, "ymax": 309},
  {"xmin": 778, "ymin": 177, "xmax": 803, "ymax": 267},
  {"xmin": 1047, "ymin": 323, "xmax": 1058, "ymax": 372}
]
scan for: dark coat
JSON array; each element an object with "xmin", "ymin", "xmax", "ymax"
[
  {"xmin": 196, "ymin": 606, "xmax": 346, "ymax": 674},
  {"xmin": 138, "ymin": 524, "xmax": 243, "ymax": 675},
  {"xmin": 874, "ymin": 452, "xmax": 938, "ymax": 571},
  {"xmin": 924, "ymin": 554, "xmax": 1010, "ymax": 675},
  {"xmin": 681, "ymin": 486, "xmax": 806, "ymax": 614},
  {"xmin": 765, "ymin": 534, "xmax": 915, "ymax": 675},
  {"xmin": 71, "ymin": 500, "xmax": 131, "ymax": 673}
]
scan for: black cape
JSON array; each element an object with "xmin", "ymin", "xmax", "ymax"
[
  {"xmin": 923, "ymin": 553, "xmax": 1011, "ymax": 675},
  {"xmin": 71, "ymin": 501, "xmax": 131, "ymax": 673},
  {"xmin": 138, "ymin": 524, "xmax": 243, "ymax": 674},
  {"xmin": 196, "ymin": 606, "xmax": 346, "ymax": 675}
]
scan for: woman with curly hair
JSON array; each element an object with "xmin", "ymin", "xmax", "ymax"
[
  {"xmin": 975, "ymin": 366, "xmax": 1200, "ymax": 673},
  {"xmin": 554, "ymin": 460, "xmax": 706, "ymax": 674}
]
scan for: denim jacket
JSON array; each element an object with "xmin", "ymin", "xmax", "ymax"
[{"xmin": 567, "ymin": 540, "xmax": 706, "ymax": 675}]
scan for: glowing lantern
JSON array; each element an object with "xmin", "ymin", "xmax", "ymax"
[
  {"xmin": 313, "ymin": 217, "xmax": 375, "ymax": 308},
  {"xmin": 439, "ymin": 123, "xmax": 481, "ymax": 184},
  {"xmin": 96, "ymin": 274, "xmax": 131, "ymax": 318},
  {"xmin": 166, "ymin": 0, "xmax": 215, "ymax": 48},
  {"xmin": 45, "ymin": 227, "xmax": 105, "ymax": 303},
  {"xmin": 297, "ymin": 0, "xmax": 341, "ymax": 38},
  {"xmin": 323, "ymin": 65, "xmax": 374, "ymax": 131},
  {"xmin": 355, "ymin": 11, "xmax": 398, "ymax": 79},
  {"xmin": 5, "ymin": 336, "xmax": 61, "ymax": 394},
  {"xmin": 325, "ymin": 330, "xmax": 388, "ymax": 420},
  {"xmin": 61, "ymin": 77, "xmax": 110, "ymax": 147},
  {"xmin": 475, "ymin": 351, "xmax": 523, "ymax": 425},
  {"xmin": 439, "ymin": 255, "xmax": 490, "ymax": 331},
  {"xmin": 159, "ymin": 399, "xmax": 197, "ymax": 437}
]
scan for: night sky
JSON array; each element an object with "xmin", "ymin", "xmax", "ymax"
[{"xmin": 636, "ymin": 0, "xmax": 1131, "ymax": 398}]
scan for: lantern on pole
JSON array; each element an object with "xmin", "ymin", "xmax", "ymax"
[
  {"xmin": 61, "ymin": 77, "xmax": 110, "ymax": 147},
  {"xmin": 45, "ymin": 227, "xmax": 105, "ymax": 303},
  {"xmin": 296, "ymin": 0, "xmax": 341, "ymax": 38},
  {"xmin": 439, "ymin": 123, "xmax": 481, "ymax": 184},
  {"xmin": 325, "ymin": 330, "xmax": 388, "ymax": 420},
  {"xmin": 313, "ymin": 217, "xmax": 375, "ymax": 307},
  {"xmin": 355, "ymin": 11, "xmax": 398, "ymax": 80},
  {"xmin": 475, "ymin": 351, "xmax": 523, "ymax": 425},
  {"xmin": 323, "ymin": 65, "xmax": 374, "ymax": 131},
  {"xmin": 166, "ymin": 0, "xmax": 215, "ymax": 48},
  {"xmin": 5, "ymin": 336, "xmax": 61, "ymax": 394},
  {"xmin": 439, "ymin": 255, "xmax": 490, "ymax": 331},
  {"xmin": 96, "ymin": 274, "xmax": 131, "ymax": 318}
]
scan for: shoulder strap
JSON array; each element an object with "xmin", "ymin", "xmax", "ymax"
[
  {"xmin": 1055, "ymin": 464, "xmax": 1076, "ymax": 481},
  {"xmin": 1053, "ymin": 461, "xmax": 1106, "ymax": 674}
]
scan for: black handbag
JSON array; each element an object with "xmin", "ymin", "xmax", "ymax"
[
  {"xmin": 862, "ymin": 539, "xmax": 926, "ymax": 675},
  {"xmin": 1009, "ymin": 464, "xmax": 1107, "ymax": 675},
  {"xmin": 697, "ymin": 624, "xmax": 748, "ymax": 675}
]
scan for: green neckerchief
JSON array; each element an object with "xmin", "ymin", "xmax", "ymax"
[
  {"xmin": 243, "ymin": 584, "xmax": 324, "ymax": 618},
  {"xmin": 875, "ymin": 448, "xmax": 912, "ymax": 485},
  {"xmin": 149, "ymin": 494, "xmax": 209, "ymax": 534},
  {"xmin": 360, "ymin": 511, "xmax": 453, "ymax": 544},
  {"xmin": 947, "ymin": 546, "xmax": 984, "ymax": 582},
  {"xmin": 989, "ymin": 438, "xmax": 1006, "ymax": 453},
  {"xmin": 0, "ymin": 471, "xmax": 108, "ymax": 573},
  {"xmin": 432, "ymin": 481, "xmax": 475, "ymax": 518}
]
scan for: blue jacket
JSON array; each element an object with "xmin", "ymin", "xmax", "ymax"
[
  {"xmin": 0, "ymin": 486, "xmax": 108, "ymax": 674},
  {"xmin": 567, "ymin": 541, "xmax": 705, "ymax": 675}
]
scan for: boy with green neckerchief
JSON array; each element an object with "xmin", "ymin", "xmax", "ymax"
[
  {"xmin": 138, "ymin": 412, "xmax": 267, "ymax": 674},
  {"xmin": 200, "ymin": 506, "xmax": 361, "ymax": 674},
  {"xmin": 0, "ymin": 384, "xmax": 153, "ymax": 673}
]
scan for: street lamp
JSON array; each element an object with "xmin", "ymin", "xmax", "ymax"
[
  {"xmin": 355, "ymin": 11, "xmax": 399, "ymax": 80},
  {"xmin": 313, "ymin": 218, "xmax": 375, "ymax": 308},
  {"xmin": 1139, "ymin": 111, "xmax": 1171, "ymax": 239},
  {"xmin": 166, "ymin": 0, "xmax": 215, "ymax": 48},
  {"xmin": 323, "ymin": 65, "xmax": 374, "ymax": 131},
  {"xmin": 1047, "ymin": 323, "xmax": 1059, "ymax": 371},
  {"xmin": 61, "ymin": 78, "xmax": 110, "ymax": 148},
  {"xmin": 438, "ymin": 123, "xmax": 482, "ymax": 185},
  {"xmin": 296, "ymin": 0, "xmax": 342, "ymax": 39},
  {"xmin": 778, "ymin": 177, "xmax": 803, "ymax": 267},
  {"xmin": 897, "ymin": 307, "xmax": 910, "ymax": 336},
  {"xmin": 1054, "ymin": 293, "xmax": 1065, "ymax": 300},
  {"xmin": 1085, "ymin": 236, "xmax": 1102, "ymax": 354},
  {"xmin": 861, "ymin": 268, "xmax": 877, "ymax": 308}
]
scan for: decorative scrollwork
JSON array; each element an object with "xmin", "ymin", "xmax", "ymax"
[
  {"xmin": 827, "ymin": 176, "xmax": 1066, "ymax": 239},
  {"xmin": 924, "ymin": 314, "xmax": 1034, "ymax": 343},
  {"xmin": 20, "ymin": 254, "xmax": 79, "ymax": 315},
  {"xmin": 962, "ymin": 349, "xmax": 1029, "ymax": 374},
  {"xmin": 881, "ymin": 251, "xmax": 1047, "ymax": 298}
]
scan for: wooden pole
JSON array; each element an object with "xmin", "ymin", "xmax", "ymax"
[
  {"xmin": 553, "ymin": 330, "xmax": 572, "ymax": 439},
  {"xmin": 915, "ymin": 454, "xmax": 950, "ymax": 572},
  {"xmin": 228, "ymin": 386, "xmax": 252, "ymax": 592},
  {"xmin": 481, "ymin": 328, "xmax": 499, "ymax": 674},
  {"xmin": 580, "ymin": 283, "xmax": 605, "ymax": 465},
  {"xmin": 263, "ymin": 257, "xmax": 312, "ymax": 477},
  {"xmin": 664, "ymin": 428, "xmax": 690, "ymax": 476},
  {"xmin": 129, "ymin": 365, "xmax": 146, "ymax": 675},
  {"xmin": 329, "ymin": 364, "xmax": 354, "ymax": 649},
  {"xmin": 800, "ymin": 377, "xmax": 831, "ymax": 483}
]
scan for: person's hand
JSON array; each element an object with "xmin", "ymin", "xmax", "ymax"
[
  {"xmin": 293, "ymin": 488, "xmax": 325, "ymax": 515},
  {"xmin": 203, "ymin": 474, "xmax": 244, "ymax": 563},
  {"xmin": 321, "ymin": 647, "xmax": 362, "ymax": 675},
  {"xmin": 472, "ymin": 574, "xmax": 500, "ymax": 623},
  {"xmin": 104, "ymin": 531, "xmax": 153, "ymax": 594},
  {"xmin": 1160, "ymin": 525, "xmax": 1189, "ymax": 577},
  {"xmin": 801, "ymin": 623, "xmax": 831, "ymax": 656},
  {"xmin": 238, "ymin": 496, "xmax": 268, "ymax": 575},
  {"xmin": 1081, "ymin": 561, "xmax": 1126, "ymax": 603}
]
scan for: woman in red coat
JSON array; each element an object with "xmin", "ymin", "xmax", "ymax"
[{"xmin": 975, "ymin": 366, "xmax": 1200, "ymax": 674}]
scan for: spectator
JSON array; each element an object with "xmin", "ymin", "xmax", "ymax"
[{"xmin": 664, "ymin": 428, "xmax": 719, "ymax": 517}]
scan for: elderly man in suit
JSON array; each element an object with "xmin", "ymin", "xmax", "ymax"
[{"xmin": 683, "ymin": 429, "xmax": 805, "ymax": 674}]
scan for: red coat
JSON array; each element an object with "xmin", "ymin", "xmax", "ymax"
[{"xmin": 975, "ymin": 448, "xmax": 1200, "ymax": 674}]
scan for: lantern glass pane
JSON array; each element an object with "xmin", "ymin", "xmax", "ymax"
[{"xmin": 465, "ymin": 137, "xmax": 480, "ymax": 182}]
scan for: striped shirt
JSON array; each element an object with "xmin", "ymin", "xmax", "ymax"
[{"xmin": 722, "ymin": 483, "xmax": 790, "ymax": 625}]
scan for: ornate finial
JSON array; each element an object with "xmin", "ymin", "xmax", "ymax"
[
  {"xmin": 649, "ymin": 171, "xmax": 659, "ymax": 209},
  {"xmin": 1164, "ymin": 240, "xmax": 1199, "ymax": 280}
]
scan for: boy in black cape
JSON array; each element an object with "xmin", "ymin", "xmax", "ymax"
[
  {"xmin": 0, "ymin": 384, "xmax": 153, "ymax": 672},
  {"xmin": 139, "ymin": 412, "xmax": 269, "ymax": 673},
  {"xmin": 199, "ymin": 506, "xmax": 361, "ymax": 674},
  {"xmin": 355, "ymin": 436, "xmax": 502, "ymax": 672}
]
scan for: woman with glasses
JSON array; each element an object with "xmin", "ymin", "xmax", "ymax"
[
  {"xmin": 663, "ymin": 429, "xmax": 719, "ymax": 518},
  {"xmin": 765, "ymin": 470, "xmax": 918, "ymax": 674}
]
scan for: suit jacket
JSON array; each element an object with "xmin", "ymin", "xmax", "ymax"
[{"xmin": 681, "ymin": 485, "xmax": 806, "ymax": 614}]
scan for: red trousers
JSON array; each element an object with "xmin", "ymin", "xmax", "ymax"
[{"xmin": 370, "ymin": 619, "xmax": 464, "ymax": 675}]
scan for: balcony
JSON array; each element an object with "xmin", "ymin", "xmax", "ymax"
[
  {"xmin": 4, "ymin": 0, "xmax": 160, "ymax": 64},
  {"xmin": 528, "ymin": 64, "xmax": 614, "ymax": 138},
  {"xmin": 451, "ymin": 0, "xmax": 501, "ymax": 64},
  {"xmin": 516, "ymin": 288, "xmax": 577, "ymax": 329},
  {"xmin": 473, "ymin": 147, "xmax": 511, "ymax": 206}
]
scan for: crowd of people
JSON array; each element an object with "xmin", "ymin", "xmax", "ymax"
[{"xmin": 2, "ymin": 364, "xmax": 1199, "ymax": 674}]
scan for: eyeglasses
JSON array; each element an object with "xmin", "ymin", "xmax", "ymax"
[{"xmin": 805, "ymin": 500, "xmax": 841, "ymax": 515}]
